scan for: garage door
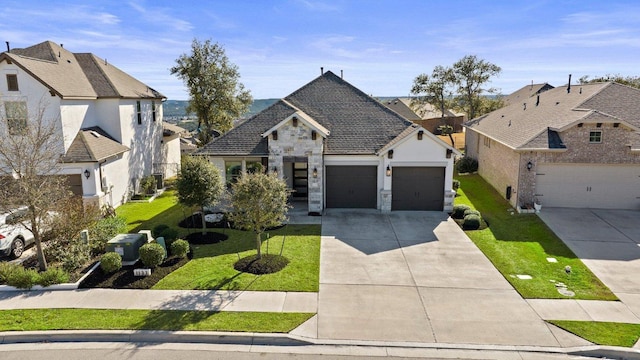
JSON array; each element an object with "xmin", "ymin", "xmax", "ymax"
[
  {"xmin": 392, "ymin": 167, "xmax": 445, "ymax": 210},
  {"xmin": 535, "ymin": 164, "xmax": 640, "ymax": 209},
  {"xmin": 326, "ymin": 166, "xmax": 377, "ymax": 208}
]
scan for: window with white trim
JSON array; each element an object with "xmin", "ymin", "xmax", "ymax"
[
  {"xmin": 6, "ymin": 74, "xmax": 18, "ymax": 91},
  {"xmin": 4, "ymin": 101, "xmax": 27, "ymax": 135},
  {"xmin": 589, "ymin": 130, "xmax": 602, "ymax": 143}
]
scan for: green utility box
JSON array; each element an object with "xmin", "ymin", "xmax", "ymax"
[{"xmin": 106, "ymin": 233, "xmax": 146, "ymax": 265}]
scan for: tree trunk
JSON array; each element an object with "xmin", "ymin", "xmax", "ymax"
[
  {"xmin": 35, "ymin": 238, "xmax": 47, "ymax": 271},
  {"xmin": 201, "ymin": 206, "xmax": 207, "ymax": 236},
  {"xmin": 448, "ymin": 133, "xmax": 455, "ymax": 148},
  {"xmin": 255, "ymin": 232, "xmax": 262, "ymax": 259}
]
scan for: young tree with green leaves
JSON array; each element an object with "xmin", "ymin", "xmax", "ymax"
[
  {"xmin": 176, "ymin": 156, "xmax": 224, "ymax": 235},
  {"xmin": 229, "ymin": 172, "xmax": 289, "ymax": 259},
  {"xmin": 579, "ymin": 74, "xmax": 640, "ymax": 89},
  {"xmin": 171, "ymin": 39, "xmax": 253, "ymax": 144},
  {"xmin": 451, "ymin": 55, "xmax": 502, "ymax": 120},
  {"xmin": 411, "ymin": 65, "xmax": 455, "ymax": 120}
]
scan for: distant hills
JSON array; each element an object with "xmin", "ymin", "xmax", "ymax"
[{"xmin": 163, "ymin": 99, "xmax": 279, "ymax": 119}]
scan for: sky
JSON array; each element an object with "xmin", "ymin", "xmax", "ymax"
[{"xmin": 2, "ymin": 0, "xmax": 639, "ymax": 100}]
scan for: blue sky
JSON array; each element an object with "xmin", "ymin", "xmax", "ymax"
[{"xmin": 2, "ymin": 0, "xmax": 639, "ymax": 100}]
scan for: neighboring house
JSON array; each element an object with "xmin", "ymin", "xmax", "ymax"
[
  {"xmin": 502, "ymin": 83, "xmax": 554, "ymax": 107},
  {"xmin": 0, "ymin": 41, "xmax": 172, "ymax": 208},
  {"xmin": 161, "ymin": 122, "xmax": 188, "ymax": 179},
  {"xmin": 198, "ymin": 71, "xmax": 459, "ymax": 213},
  {"xmin": 465, "ymin": 82, "xmax": 640, "ymax": 210},
  {"xmin": 382, "ymin": 97, "xmax": 465, "ymax": 133}
]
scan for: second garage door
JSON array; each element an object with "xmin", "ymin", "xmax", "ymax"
[
  {"xmin": 326, "ymin": 166, "xmax": 377, "ymax": 208},
  {"xmin": 392, "ymin": 167, "xmax": 445, "ymax": 210},
  {"xmin": 535, "ymin": 164, "xmax": 640, "ymax": 209}
]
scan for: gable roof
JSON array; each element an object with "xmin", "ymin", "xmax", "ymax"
[
  {"xmin": 381, "ymin": 98, "xmax": 421, "ymax": 120},
  {"xmin": 2, "ymin": 41, "xmax": 164, "ymax": 100},
  {"xmin": 62, "ymin": 127, "xmax": 130, "ymax": 163},
  {"xmin": 466, "ymin": 82, "xmax": 640, "ymax": 150},
  {"xmin": 199, "ymin": 71, "xmax": 415, "ymax": 156},
  {"xmin": 502, "ymin": 83, "xmax": 555, "ymax": 106}
]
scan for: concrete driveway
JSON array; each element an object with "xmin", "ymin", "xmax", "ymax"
[
  {"xmin": 538, "ymin": 208, "xmax": 640, "ymax": 318},
  {"xmin": 301, "ymin": 210, "xmax": 574, "ymax": 346}
]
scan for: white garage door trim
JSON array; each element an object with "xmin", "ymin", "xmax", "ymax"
[{"xmin": 535, "ymin": 164, "xmax": 640, "ymax": 209}]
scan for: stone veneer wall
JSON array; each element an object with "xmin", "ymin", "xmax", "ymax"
[{"xmin": 267, "ymin": 120, "xmax": 324, "ymax": 213}]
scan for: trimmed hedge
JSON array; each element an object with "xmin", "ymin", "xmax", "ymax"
[
  {"xmin": 463, "ymin": 214, "xmax": 482, "ymax": 230},
  {"xmin": 170, "ymin": 239, "xmax": 190, "ymax": 258},
  {"xmin": 463, "ymin": 209, "xmax": 481, "ymax": 217},
  {"xmin": 456, "ymin": 156, "xmax": 478, "ymax": 173},
  {"xmin": 100, "ymin": 252, "xmax": 123, "ymax": 273},
  {"xmin": 139, "ymin": 243, "xmax": 165, "ymax": 268},
  {"xmin": 452, "ymin": 204, "xmax": 471, "ymax": 219}
]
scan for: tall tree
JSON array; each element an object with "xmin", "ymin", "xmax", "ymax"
[
  {"xmin": 579, "ymin": 74, "xmax": 640, "ymax": 89},
  {"xmin": 171, "ymin": 39, "xmax": 253, "ymax": 144},
  {"xmin": 0, "ymin": 100, "xmax": 71, "ymax": 270},
  {"xmin": 451, "ymin": 55, "xmax": 501, "ymax": 120},
  {"xmin": 411, "ymin": 65, "xmax": 456, "ymax": 146},
  {"xmin": 176, "ymin": 155, "xmax": 224, "ymax": 235},
  {"xmin": 229, "ymin": 172, "xmax": 289, "ymax": 259}
]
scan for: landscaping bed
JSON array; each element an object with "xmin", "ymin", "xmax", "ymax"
[{"xmin": 79, "ymin": 255, "xmax": 189, "ymax": 289}]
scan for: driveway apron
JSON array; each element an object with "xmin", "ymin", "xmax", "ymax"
[{"xmin": 314, "ymin": 210, "xmax": 562, "ymax": 346}]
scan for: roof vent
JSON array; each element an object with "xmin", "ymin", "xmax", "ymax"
[
  {"xmin": 536, "ymin": 95, "xmax": 540, "ymax": 106},
  {"xmin": 320, "ymin": 67, "xmax": 324, "ymax": 75},
  {"xmin": 523, "ymin": 102, "xmax": 527, "ymax": 111},
  {"xmin": 89, "ymin": 130, "xmax": 101, "ymax": 138},
  {"xmin": 567, "ymin": 74, "xmax": 572, "ymax": 93},
  {"xmin": 614, "ymin": 123, "xmax": 620, "ymax": 128}
]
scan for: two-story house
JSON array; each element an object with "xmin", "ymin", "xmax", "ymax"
[{"xmin": 0, "ymin": 41, "xmax": 175, "ymax": 208}]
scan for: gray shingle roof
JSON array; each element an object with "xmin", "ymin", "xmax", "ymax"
[
  {"xmin": 503, "ymin": 83, "xmax": 555, "ymax": 106},
  {"xmin": 466, "ymin": 82, "xmax": 640, "ymax": 149},
  {"xmin": 4, "ymin": 41, "xmax": 164, "ymax": 100},
  {"xmin": 199, "ymin": 71, "xmax": 414, "ymax": 156},
  {"xmin": 62, "ymin": 127, "xmax": 130, "ymax": 163}
]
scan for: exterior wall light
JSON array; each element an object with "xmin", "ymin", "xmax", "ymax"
[
  {"xmin": 386, "ymin": 165, "xmax": 391, "ymax": 177},
  {"xmin": 388, "ymin": 149, "xmax": 394, "ymax": 159},
  {"xmin": 527, "ymin": 161, "xmax": 533, "ymax": 171},
  {"xmin": 418, "ymin": 130, "xmax": 424, "ymax": 140},
  {"xmin": 84, "ymin": 169, "xmax": 91, "ymax": 179},
  {"xmin": 312, "ymin": 167, "xmax": 318, "ymax": 178},
  {"xmin": 272, "ymin": 131, "xmax": 278, "ymax": 140},
  {"xmin": 292, "ymin": 117, "xmax": 298, "ymax": 127}
]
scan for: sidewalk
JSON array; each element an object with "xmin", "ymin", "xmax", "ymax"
[{"xmin": 0, "ymin": 289, "xmax": 317, "ymax": 313}]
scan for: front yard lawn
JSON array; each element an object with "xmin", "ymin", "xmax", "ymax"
[
  {"xmin": 455, "ymin": 174, "xmax": 616, "ymax": 300},
  {"xmin": 0, "ymin": 309, "xmax": 313, "ymax": 333},
  {"xmin": 549, "ymin": 320, "xmax": 640, "ymax": 347},
  {"xmin": 153, "ymin": 225, "xmax": 320, "ymax": 292}
]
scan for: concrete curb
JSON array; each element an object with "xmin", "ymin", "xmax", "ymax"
[{"xmin": 2, "ymin": 330, "xmax": 640, "ymax": 359}]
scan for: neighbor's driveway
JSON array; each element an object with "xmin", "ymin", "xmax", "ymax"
[
  {"xmin": 298, "ymin": 210, "xmax": 573, "ymax": 346},
  {"xmin": 539, "ymin": 208, "xmax": 640, "ymax": 318}
]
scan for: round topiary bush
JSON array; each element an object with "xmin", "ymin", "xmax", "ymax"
[
  {"xmin": 100, "ymin": 252, "xmax": 122, "ymax": 273},
  {"xmin": 462, "ymin": 214, "xmax": 482, "ymax": 230},
  {"xmin": 452, "ymin": 179, "xmax": 460, "ymax": 191},
  {"xmin": 234, "ymin": 254, "xmax": 289, "ymax": 275},
  {"xmin": 456, "ymin": 156, "xmax": 478, "ymax": 173},
  {"xmin": 452, "ymin": 204, "xmax": 471, "ymax": 219},
  {"xmin": 139, "ymin": 243, "xmax": 165, "ymax": 268},
  {"xmin": 170, "ymin": 239, "xmax": 190, "ymax": 258},
  {"xmin": 463, "ymin": 209, "xmax": 481, "ymax": 218}
]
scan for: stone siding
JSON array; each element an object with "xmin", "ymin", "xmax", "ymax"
[{"xmin": 267, "ymin": 119, "xmax": 324, "ymax": 213}]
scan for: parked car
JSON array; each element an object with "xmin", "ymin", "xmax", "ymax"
[{"xmin": 0, "ymin": 207, "xmax": 34, "ymax": 259}]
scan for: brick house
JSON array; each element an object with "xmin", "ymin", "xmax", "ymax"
[
  {"xmin": 382, "ymin": 97, "xmax": 465, "ymax": 133},
  {"xmin": 198, "ymin": 71, "xmax": 459, "ymax": 213},
  {"xmin": 465, "ymin": 82, "xmax": 640, "ymax": 210}
]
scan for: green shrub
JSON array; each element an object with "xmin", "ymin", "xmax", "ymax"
[
  {"xmin": 456, "ymin": 156, "xmax": 478, "ymax": 173},
  {"xmin": 139, "ymin": 175, "xmax": 157, "ymax": 195},
  {"xmin": 0, "ymin": 262, "xmax": 18, "ymax": 284},
  {"xmin": 45, "ymin": 238, "xmax": 90, "ymax": 273},
  {"xmin": 152, "ymin": 224, "xmax": 170, "ymax": 238},
  {"xmin": 452, "ymin": 179, "xmax": 460, "ymax": 191},
  {"xmin": 451, "ymin": 204, "xmax": 471, "ymax": 219},
  {"xmin": 170, "ymin": 239, "xmax": 190, "ymax": 258},
  {"xmin": 100, "ymin": 252, "xmax": 123, "ymax": 273},
  {"xmin": 462, "ymin": 214, "xmax": 482, "ymax": 230},
  {"xmin": 6, "ymin": 267, "xmax": 39, "ymax": 289},
  {"xmin": 89, "ymin": 216, "xmax": 127, "ymax": 256},
  {"xmin": 158, "ymin": 228, "xmax": 179, "ymax": 243},
  {"xmin": 139, "ymin": 243, "xmax": 165, "ymax": 268},
  {"xmin": 37, "ymin": 267, "xmax": 69, "ymax": 287},
  {"xmin": 463, "ymin": 209, "xmax": 481, "ymax": 217}
]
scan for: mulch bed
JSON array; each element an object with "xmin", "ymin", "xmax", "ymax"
[
  {"xmin": 184, "ymin": 231, "xmax": 229, "ymax": 244},
  {"xmin": 79, "ymin": 255, "xmax": 190, "ymax": 289},
  {"xmin": 178, "ymin": 213, "xmax": 286, "ymax": 232}
]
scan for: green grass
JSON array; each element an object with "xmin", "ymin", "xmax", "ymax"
[
  {"xmin": 0, "ymin": 309, "xmax": 313, "ymax": 333},
  {"xmin": 154, "ymin": 225, "xmax": 320, "ymax": 292},
  {"xmin": 549, "ymin": 320, "xmax": 640, "ymax": 347},
  {"xmin": 116, "ymin": 190, "xmax": 189, "ymax": 234},
  {"xmin": 455, "ymin": 174, "xmax": 616, "ymax": 300}
]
